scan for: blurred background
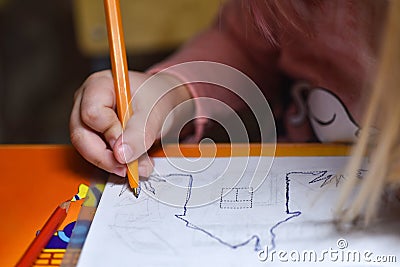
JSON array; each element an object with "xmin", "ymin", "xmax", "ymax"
[{"xmin": 0, "ymin": 0, "xmax": 221, "ymax": 143}]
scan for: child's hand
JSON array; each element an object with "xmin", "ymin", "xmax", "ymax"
[{"xmin": 70, "ymin": 70, "xmax": 193, "ymax": 177}]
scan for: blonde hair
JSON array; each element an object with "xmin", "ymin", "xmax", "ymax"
[{"xmin": 337, "ymin": 0, "xmax": 400, "ymax": 225}]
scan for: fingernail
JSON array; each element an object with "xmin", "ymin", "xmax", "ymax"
[
  {"xmin": 114, "ymin": 167, "xmax": 126, "ymax": 177},
  {"xmin": 118, "ymin": 144, "xmax": 134, "ymax": 163}
]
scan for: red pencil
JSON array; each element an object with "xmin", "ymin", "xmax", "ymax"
[{"xmin": 16, "ymin": 201, "xmax": 70, "ymax": 267}]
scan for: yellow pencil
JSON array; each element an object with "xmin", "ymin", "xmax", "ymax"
[{"xmin": 104, "ymin": 0, "xmax": 139, "ymax": 197}]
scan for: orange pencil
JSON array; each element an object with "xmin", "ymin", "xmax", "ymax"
[
  {"xmin": 16, "ymin": 201, "xmax": 70, "ymax": 267},
  {"xmin": 104, "ymin": 0, "xmax": 139, "ymax": 197}
]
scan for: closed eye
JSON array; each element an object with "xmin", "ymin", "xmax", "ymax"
[{"xmin": 312, "ymin": 113, "xmax": 336, "ymax": 126}]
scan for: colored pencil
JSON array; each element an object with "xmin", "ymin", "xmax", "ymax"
[
  {"xmin": 104, "ymin": 0, "xmax": 139, "ymax": 197},
  {"xmin": 16, "ymin": 201, "xmax": 70, "ymax": 267}
]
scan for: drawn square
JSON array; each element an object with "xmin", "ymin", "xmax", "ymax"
[
  {"xmin": 220, "ymin": 187, "xmax": 253, "ymax": 209},
  {"xmin": 237, "ymin": 188, "xmax": 253, "ymax": 201},
  {"xmin": 220, "ymin": 188, "xmax": 238, "ymax": 201}
]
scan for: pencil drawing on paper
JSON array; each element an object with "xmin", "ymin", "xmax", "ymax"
[
  {"xmin": 78, "ymin": 158, "xmax": 400, "ymax": 267},
  {"xmin": 110, "ymin": 169, "xmax": 357, "ymax": 252}
]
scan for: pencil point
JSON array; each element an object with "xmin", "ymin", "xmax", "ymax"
[
  {"xmin": 60, "ymin": 201, "xmax": 71, "ymax": 212},
  {"xmin": 133, "ymin": 188, "xmax": 139, "ymax": 198}
]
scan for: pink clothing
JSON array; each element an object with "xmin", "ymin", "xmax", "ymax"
[{"xmin": 148, "ymin": 0, "xmax": 388, "ymax": 142}]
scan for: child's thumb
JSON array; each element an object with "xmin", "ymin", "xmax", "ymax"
[{"xmin": 113, "ymin": 120, "xmax": 158, "ymax": 165}]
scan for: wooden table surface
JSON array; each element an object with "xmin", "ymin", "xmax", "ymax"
[{"xmin": 0, "ymin": 143, "xmax": 350, "ymax": 266}]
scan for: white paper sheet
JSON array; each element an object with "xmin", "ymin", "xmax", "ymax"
[{"xmin": 77, "ymin": 157, "xmax": 400, "ymax": 266}]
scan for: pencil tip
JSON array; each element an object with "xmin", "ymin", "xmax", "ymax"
[
  {"xmin": 133, "ymin": 188, "xmax": 139, "ymax": 198},
  {"xmin": 60, "ymin": 201, "xmax": 71, "ymax": 211}
]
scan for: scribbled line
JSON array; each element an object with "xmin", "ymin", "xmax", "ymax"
[
  {"xmin": 308, "ymin": 170, "xmax": 331, "ymax": 187},
  {"xmin": 308, "ymin": 169, "xmax": 366, "ymax": 188},
  {"xmin": 268, "ymin": 172, "xmax": 302, "ymax": 250},
  {"xmin": 308, "ymin": 170, "xmax": 345, "ymax": 188},
  {"xmin": 119, "ymin": 175, "xmax": 166, "ymax": 197},
  {"xmin": 119, "ymin": 182, "xmax": 129, "ymax": 197},
  {"xmin": 142, "ymin": 176, "xmax": 167, "ymax": 195},
  {"xmin": 165, "ymin": 173, "xmax": 262, "ymax": 251},
  {"xmin": 118, "ymin": 182, "xmax": 142, "ymax": 197},
  {"xmin": 109, "ymin": 177, "xmax": 129, "ymax": 197}
]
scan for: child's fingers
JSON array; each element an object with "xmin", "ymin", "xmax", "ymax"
[
  {"xmin": 71, "ymin": 126, "xmax": 127, "ymax": 177},
  {"xmin": 70, "ymin": 91, "xmax": 126, "ymax": 177},
  {"xmin": 79, "ymin": 72, "xmax": 122, "ymax": 147},
  {"xmin": 113, "ymin": 108, "xmax": 160, "ymax": 165}
]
